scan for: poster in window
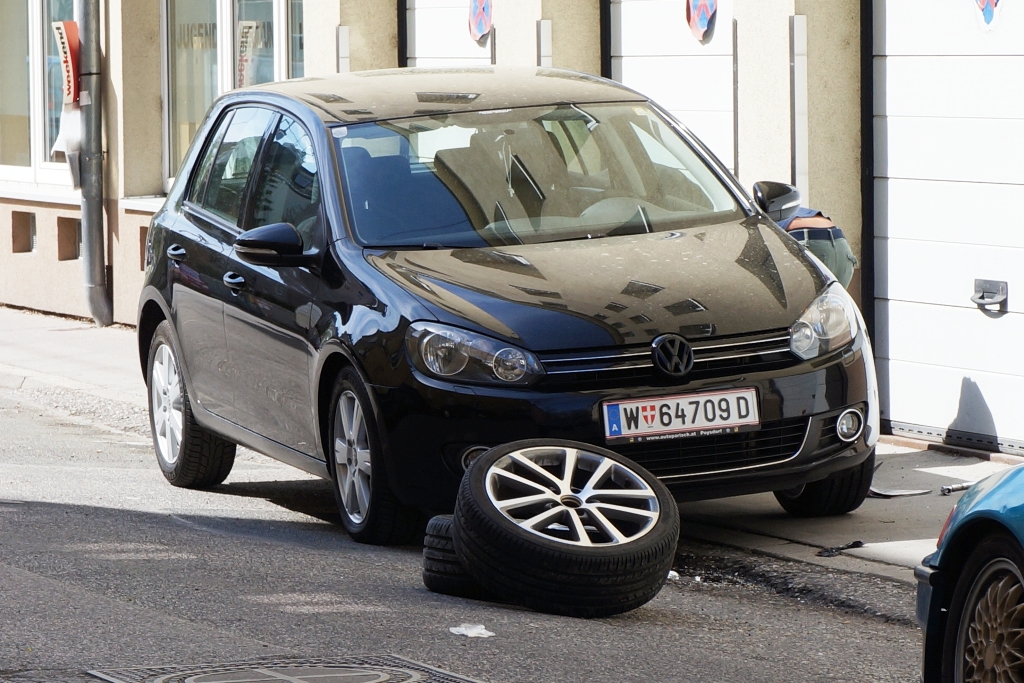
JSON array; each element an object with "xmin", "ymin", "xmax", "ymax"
[{"xmin": 236, "ymin": 20, "xmax": 259, "ymax": 88}]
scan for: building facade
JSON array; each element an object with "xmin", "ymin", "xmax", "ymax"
[{"xmin": 0, "ymin": 0, "xmax": 1020, "ymax": 453}]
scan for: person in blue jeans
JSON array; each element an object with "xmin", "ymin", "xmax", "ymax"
[{"xmin": 777, "ymin": 207, "xmax": 858, "ymax": 288}]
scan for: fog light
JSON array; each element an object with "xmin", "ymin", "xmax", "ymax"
[{"xmin": 836, "ymin": 409, "xmax": 864, "ymax": 443}]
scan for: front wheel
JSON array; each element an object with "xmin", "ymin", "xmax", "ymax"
[
  {"xmin": 774, "ymin": 451, "xmax": 874, "ymax": 517},
  {"xmin": 942, "ymin": 533, "xmax": 1024, "ymax": 683},
  {"xmin": 328, "ymin": 367, "xmax": 419, "ymax": 545}
]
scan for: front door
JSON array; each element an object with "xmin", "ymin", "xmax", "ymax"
[{"xmin": 223, "ymin": 114, "xmax": 324, "ymax": 457}]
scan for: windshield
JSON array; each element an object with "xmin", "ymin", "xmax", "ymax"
[{"xmin": 333, "ymin": 103, "xmax": 744, "ymax": 248}]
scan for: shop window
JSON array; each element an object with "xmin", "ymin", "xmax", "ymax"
[
  {"xmin": 57, "ymin": 217, "xmax": 81, "ymax": 261},
  {"xmin": 12, "ymin": 212, "xmax": 36, "ymax": 253},
  {"xmin": 0, "ymin": 0, "xmax": 31, "ymax": 167},
  {"xmin": 164, "ymin": 0, "xmax": 304, "ymax": 180}
]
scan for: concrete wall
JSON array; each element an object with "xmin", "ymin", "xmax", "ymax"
[
  {"xmin": 340, "ymin": 0, "xmax": 399, "ymax": 71},
  {"xmin": 542, "ymin": 0, "xmax": 600, "ymax": 75},
  {"xmin": 794, "ymin": 0, "xmax": 862, "ymax": 261},
  {"xmin": 734, "ymin": 0, "xmax": 794, "ymax": 191},
  {"xmin": 0, "ymin": 200, "xmax": 91, "ymax": 319}
]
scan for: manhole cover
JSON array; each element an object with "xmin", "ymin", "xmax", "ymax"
[{"xmin": 89, "ymin": 656, "xmax": 485, "ymax": 683}]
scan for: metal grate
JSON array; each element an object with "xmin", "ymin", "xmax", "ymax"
[
  {"xmin": 89, "ymin": 655, "xmax": 485, "ymax": 683},
  {"xmin": 610, "ymin": 417, "xmax": 809, "ymax": 480}
]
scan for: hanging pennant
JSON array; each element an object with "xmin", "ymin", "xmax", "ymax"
[
  {"xmin": 686, "ymin": 0, "xmax": 718, "ymax": 45},
  {"xmin": 469, "ymin": 0, "xmax": 493, "ymax": 42},
  {"xmin": 973, "ymin": 0, "xmax": 1001, "ymax": 30}
]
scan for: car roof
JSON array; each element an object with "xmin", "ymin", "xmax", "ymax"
[{"xmin": 246, "ymin": 66, "xmax": 648, "ymax": 125}]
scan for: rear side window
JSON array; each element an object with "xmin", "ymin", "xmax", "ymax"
[
  {"xmin": 250, "ymin": 116, "xmax": 321, "ymax": 251},
  {"xmin": 202, "ymin": 107, "xmax": 276, "ymax": 226}
]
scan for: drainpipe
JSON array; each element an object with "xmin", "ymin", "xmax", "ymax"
[{"xmin": 78, "ymin": 0, "xmax": 112, "ymax": 327}]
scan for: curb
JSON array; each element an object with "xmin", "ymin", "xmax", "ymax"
[{"xmin": 880, "ymin": 434, "xmax": 1024, "ymax": 466}]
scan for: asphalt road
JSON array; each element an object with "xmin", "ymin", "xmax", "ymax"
[{"xmin": 0, "ymin": 387, "xmax": 921, "ymax": 683}]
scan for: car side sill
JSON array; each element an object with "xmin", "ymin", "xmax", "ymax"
[{"xmin": 191, "ymin": 402, "xmax": 331, "ymax": 480}]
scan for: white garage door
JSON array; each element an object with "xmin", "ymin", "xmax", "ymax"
[
  {"xmin": 874, "ymin": 0, "xmax": 1024, "ymax": 453},
  {"xmin": 611, "ymin": 0, "xmax": 736, "ymax": 172}
]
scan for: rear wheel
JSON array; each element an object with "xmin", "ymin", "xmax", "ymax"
[
  {"xmin": 147, "ymin": 321, "xmax": 235, "ymax": 488},
  {"xmin": 328, "ymin": 367, "xmax": 419, "ymax": 545},
  {"xmin": 774, "ymin": 451, "xmax": 874, "ymax": 517},
  {"xmin": 941, "ymin": 533, "xmax": 1024, "ymax": 683}
]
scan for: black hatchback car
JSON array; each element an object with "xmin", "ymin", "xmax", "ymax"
[{"xmin": 138, "ymin": 67, "xmax": 879, "ymax": 544}]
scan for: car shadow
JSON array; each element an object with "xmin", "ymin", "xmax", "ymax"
[{"xmin": 213, "ymin": 478, "xmax": 341, "ymax": 524}]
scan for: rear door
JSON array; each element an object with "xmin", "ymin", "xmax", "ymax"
[
  {"xmin": 222, "ymin": 114, "xmax": 325, "ymax": 457},
  {"xmin": 174, "ymin": 106, "xmax": 276, "ymax": 420}
]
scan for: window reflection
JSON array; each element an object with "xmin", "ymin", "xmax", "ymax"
[
  {"xmin": 235, "ymin": 0, "xmax": 274, "ymax": 87},
  {"xmin": 0, "ymin": 0, "xmax": 31, "ymax": 166},
  {"xmin": 169, "ymin": 0, "xmax": 218, "ymax": 174},
  {"xmin": 45, "ymin": 0, "xmax": 74, "ymax": 163}
]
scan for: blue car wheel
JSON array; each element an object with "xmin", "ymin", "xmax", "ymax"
[{"xmin": 942, "ymin": 533, "xmax": 1024, "ymax": 682}]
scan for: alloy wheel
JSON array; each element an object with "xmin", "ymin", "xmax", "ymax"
[
  {"xmin": 484, "ymin": 444, "xmax": 660, "ymax": 546},
  {"xmin": 334, "ymin": 390, "xmax": 372, "ymax": 525},
  {"xmin": 151, "ymin": 343, "xmax": 184, "ymax": 467},
  {"xmin": 957, "ymin": 558, "xmax": 1024, "ymax": 682}
]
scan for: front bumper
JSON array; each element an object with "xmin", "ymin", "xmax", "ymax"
[
  {"xmin": 916, "ymin": 556, "xmax": 945, "ymax": 683},
  {"xmin": 373, "ymin": 334, "xmax": 874, "ymax": 511}
]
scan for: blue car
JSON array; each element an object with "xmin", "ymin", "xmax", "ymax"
[{"xmin": 917, "ymin": 464, "xmax": 1024, "ymax": 682}]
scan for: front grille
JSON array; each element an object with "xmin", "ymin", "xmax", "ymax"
[
  {"xmin": 610, "ymin": 416, "xmax": 809, "ymax": 480},
  {"xmin": 538, "ymin": 330, "xmax": 800, "ymax": 390}
]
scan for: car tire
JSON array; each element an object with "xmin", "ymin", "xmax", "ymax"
[
  {"xmin": 941, "ymin": 533, "xmax": 1024, "ymax": 683},
  {"xmin": 328, "ymin": 367, "xmax": 419, "ymax": 545},
  {"xmin": 773, "ymin": 451, "xmax": 874, "ymax": 517},
  {"xmin": 452, "ymin": 439, "xmax": 679, "ymax": 618},
  {"xmin": 147, "ymin": 321, "xmax": 235, "ymax": 488},
  {"xmin": 422, "ymin": 515, "xmax": 495, "ymax": 601}
]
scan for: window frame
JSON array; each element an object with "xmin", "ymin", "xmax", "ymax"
[
  {"xmin": 0, "ymin": 0, "xmax": 81, "ymax": 187},
  {"xmin": 161, "ymin": 0, "xmax": 304, "ymax": 190}
]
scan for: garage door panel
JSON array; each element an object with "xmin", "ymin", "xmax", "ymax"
[
  {"xmin": 614, "ymin": 56, "xmax": 734, "ymax": 111},
  {"xmin": 876, "ymin": 238, "xmax": 1024, "ymax": 313},
  {"xmin": 875, "ymin": 116, "xmax": 1024, "ymax": 185},
  {"xmin": 878, "ymin": 358, "xmax": 1024, "ymax": 444},
  {"xmin": 874, "ymin": 56, "xmax": 1024, "ymax": 119},
  {"xmin": 612, "ymin": 0, "xmax": 734, "ymax": 57},
  {"xmin": 408, "ymin": 7, "xmax": 492, "ymax": 60},
  {"xmin": 874, "ymin": 178, "xmax": 1024, "ymax": 247},
  {"xmin": 874, "ymin": 0, "xmax": 1024, "ymax": 57},
  {"xmin": 875, "ymin": 300, "xmax": 1024, "ymax": 377}
]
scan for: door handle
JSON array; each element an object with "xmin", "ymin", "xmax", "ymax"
[
  {"xmin": 166, "ymin": 244, "xmax": 187, "ymax": 262},
  {"xmin": 971, "ymin": 279, "xmax": 1008, "ymax": 312},
  {"xmin": 223, "ymin": 272, "xmax": 246, "ymax": 291}
]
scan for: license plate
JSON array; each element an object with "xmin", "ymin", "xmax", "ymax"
[{"xmin": 603, "ymin": 388, "xmax": 759, "ymax": 443}]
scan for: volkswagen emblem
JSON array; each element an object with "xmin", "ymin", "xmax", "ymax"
[{"xmin": 651, "ymin": 334, "xmax": 694, "ymax": 378}]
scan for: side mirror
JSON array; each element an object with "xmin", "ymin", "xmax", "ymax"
[
  {"xmin": 234, "ymin": 222, "xmax": 310, "ymax": 267},
  {"xmin": 752, "ymin": 181, "xmax": 801, "ymax": 222}
]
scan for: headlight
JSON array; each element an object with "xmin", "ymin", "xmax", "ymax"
[
  {"xmin": 789, "ymin": 283, "xmax": 860, "ymax": 360},
  {"xmin": 406, "ymin": 322, "xmax": 545, "ymax": 386}
]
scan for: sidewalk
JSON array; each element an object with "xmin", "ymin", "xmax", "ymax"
[{"xmin": 0, "ymin": 305, "xmax": 145, "ymax": 408}]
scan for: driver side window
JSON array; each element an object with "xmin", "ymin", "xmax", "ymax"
[{"xmin": 250, "ymin": 116, "xmax": 322, "ymax": 251}]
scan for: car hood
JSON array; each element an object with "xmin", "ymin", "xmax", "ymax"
[{"xmin": 366, "ymin": 218, "xmax": 827, "ymax": 351}]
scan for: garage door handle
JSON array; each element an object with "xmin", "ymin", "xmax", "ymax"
[
  {"xmin": 166, "ymin": 244, "xmax": 186, "ymax": 262},
  {"xmin": 223, "ymin": 272, "xmax": 246, "ymax": 291},
  {"xmin": 971, "ymin": 279, "xmax": 1007, "ymax": 311}
]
